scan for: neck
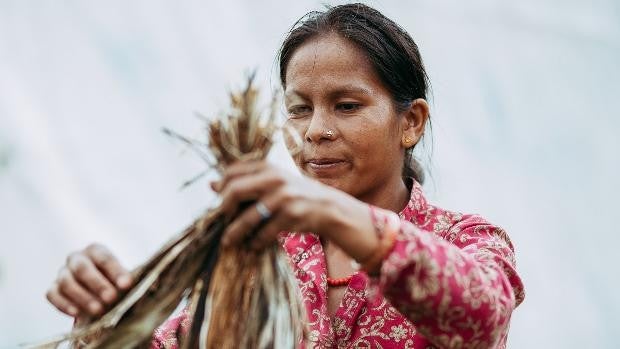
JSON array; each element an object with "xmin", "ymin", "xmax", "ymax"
[
  {"xmin": 357, "ymin": 174, "xmax": 410, "ymax": 214},
  {"xmin": 321, "ymin": 174, "xmax": 409, "ymax": 253}
]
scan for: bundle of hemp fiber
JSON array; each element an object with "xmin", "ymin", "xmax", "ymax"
[{"xmin": 29, "ymin": 74, "xmax": 306, "ymax": 349}]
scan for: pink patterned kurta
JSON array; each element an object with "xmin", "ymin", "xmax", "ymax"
[{"xmin": 151, "ymin": 181, "xmax": 525, "ymax": 348}]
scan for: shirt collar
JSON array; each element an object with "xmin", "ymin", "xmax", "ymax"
[{"xmin": 399, "ymin": 179, "xmax": 429, "ymax": 224}]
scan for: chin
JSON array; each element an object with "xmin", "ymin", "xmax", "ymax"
[
  {"xmin": 297, "ymin": 162, "xmax": 356, "ymax": 194},
  {"xmin": 315, "ymin": 176, "xmax": 355, "ymax": 195}
]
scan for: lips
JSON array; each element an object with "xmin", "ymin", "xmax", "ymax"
[
  {"xmin": 304, "ymin": 157, "xmax": 349, "ymax": 174},
  {"xmin": 306, "ymin": 158, "xmax": 345, "ymax": 165}
]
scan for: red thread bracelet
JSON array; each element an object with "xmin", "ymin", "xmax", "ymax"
[{"xmin": 359, "ymin": 206, "xmax": 400, "ymax": 276}]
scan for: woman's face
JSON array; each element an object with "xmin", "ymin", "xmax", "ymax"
[{"xmin": 284, "ymin": 33, "xmax": 406, "ymax": 200}]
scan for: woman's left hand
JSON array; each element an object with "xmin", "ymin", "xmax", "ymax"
[{"xmin": 211, "ymin": 160, "xmax": 379, "ymax": 261}]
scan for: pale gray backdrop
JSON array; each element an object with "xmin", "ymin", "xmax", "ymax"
[{"xmin": 0, "ymin": 1, "xmax": 618, "ymax": 348}]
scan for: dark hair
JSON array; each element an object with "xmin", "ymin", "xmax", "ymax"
[{"xmin": 278, "ymin": 3, "xmax": 430, "ymax": 184}]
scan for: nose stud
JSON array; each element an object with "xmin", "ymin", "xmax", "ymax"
[{"xmin": 324, "ymin": 130, "xmax": 334, "ymax": 138}]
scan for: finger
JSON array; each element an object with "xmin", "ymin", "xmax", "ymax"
[
  {"xmin": 213, "ymin": 160, "xmax": 267, "ymax": 192},
  {"xmin": 84, "ymin": 244, "xmax": 133, "ymax": 290},
  {"xmin": 218, "ymin": 170, "xmax": 284, "ymax": 217},
  {"xmin": 67, "ymin": 253, "xmax": 118, "ymax": 304},
  {"xmin": 250, "ymin": 211, "xmax": 291, "ymax": 251},
  {"xmin": 222, "ymin": 201, "xmax": 272, "ymax": 247},
  {"xmin": 251, "ymin": 194, "xmax": 318, "ymax": 250},
  {"xmin": 222, "ymin": 191, "xmax": 285, "ymax": 247},
  {"xmin": 46, "ymin": 283, "xmax": 79, "ymax": 317},
  {"xmin": 57, "ymin": 268, "xmax": 104, "ymax": 316}
]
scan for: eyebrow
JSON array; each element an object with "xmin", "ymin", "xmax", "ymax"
[{"xmin": 285, "ymin": 85, "xmax": 374, "ymax": 100}]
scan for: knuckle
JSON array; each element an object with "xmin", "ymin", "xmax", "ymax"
[
  {"xmin": 57, "ymin": 277, "xmax": 72, "ymax": 294},
  {"xmin": 100, "ymin": 258, "xmax": 117, "ymax": 274},
  {"xmin": 100, "ymin": 254, "xmax": 121, "ymax": 274},
  {"xmin": 285, "ymin": 202, "xmax": 305, "ymax": 220},
  {"xmin": 85, "ymin": 243, "xmax": 105, "ymax": 255},
  {"xmin": 269, "ymin": 171, "xmax": 285, "ymax": 185},
  {"xmin": 57, "ymin": 267, "xmax": 72, "ymax": 282},
  {"xmin": 65, "ymin": 251, "xmax": 80, "ymax": 265},
  {"xmin": 68, "ymin": 256, "xmax": 88, "ymax": 274},
  {"xmin": 293, "ymin": 204, "xmax": 305, "ymax": 218},
  {"xmin": 275, "ymin": 177, "xmax": 286, "ymax": 187},
  {"xmin": 228, "ymin": 183, "xmax": 241, "ymax": 199},
  {"xmin": 76, "ymin": 262, "xmax": 90, "ymax": 275},
  {"xmin": 278, "ymin": 188, "xmax": 294, "ymax": 203},
  {"xmin": 281, "ymin": 204, "xmax": 293, "ymax": 218}
]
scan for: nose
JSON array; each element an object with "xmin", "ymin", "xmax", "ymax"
[{"xmin": 305, "ymin": 107, "xmax": 335, "ymax": 143}]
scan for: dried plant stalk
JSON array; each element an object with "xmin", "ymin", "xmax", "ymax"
[
  {"xmin": 203, "ymin": 245, "xmax": 304, "ymax": 348},
  {"xmin": 28, "ymin": 74, "xmax": 305, "ymax": 349}
]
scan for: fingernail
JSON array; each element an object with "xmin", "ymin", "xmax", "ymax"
[
  {"xmin": 88, "ymin": 301, "xmax": 102, "ymax": 314},
  {"xmin": 116, "ymin": 275, "xmax": 132, "ymax": 289},
  {"xmin": 101, "ymin": 289, "xmax": 116, "ymax": 303},
  {"xmin": 68, "ymin": 306, "xmax": 78, "ymax": 316}
]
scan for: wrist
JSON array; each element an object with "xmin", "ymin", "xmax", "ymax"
[
  {"xmin": 358, "ymin": 206, "xmax": 400, "ymax": 275},
  {"xmin": 320, "ymin": 195, "xmax": 380, "ymax": 262}
]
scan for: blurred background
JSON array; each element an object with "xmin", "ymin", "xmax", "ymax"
[{"xmin": 1, "ymin": 0, "xmax": 618, "ymax": 348}]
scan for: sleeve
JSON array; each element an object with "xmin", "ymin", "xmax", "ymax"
[
  {"xmin": 150, "ymin": 307, "xmax": 192, "ymax": 349},
  {"xmin": 371, "ymin": 207, "xmax": 525, "ymax": 349}
]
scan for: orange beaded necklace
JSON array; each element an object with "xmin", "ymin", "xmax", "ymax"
[{"xmin": 326, "ymin": 275, "xmax": 353, "ymax": 287}]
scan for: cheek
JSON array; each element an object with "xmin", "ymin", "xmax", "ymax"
[{"xmin": 348, "ymin": 116, "xmax": 400, "ymax": 167}]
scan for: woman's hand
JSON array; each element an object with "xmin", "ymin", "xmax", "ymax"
[
  {"xmin": 212, "ymin": 160, "xmax": 379, "ymax": 262},
  {"xmin": 46, "ymin": 244, "xmax": 133, "ymax": 318}
]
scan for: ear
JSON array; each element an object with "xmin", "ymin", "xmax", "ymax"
[{"xmin": 400, "ymin": 98, "xmax": 429, "ymax": 149}]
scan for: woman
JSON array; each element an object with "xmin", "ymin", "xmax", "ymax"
[{"xmin": 46, "ymin": 3, "xmax": 524, "ymax": 348}]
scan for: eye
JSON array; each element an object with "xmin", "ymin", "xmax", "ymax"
[
  {"xmin": 287, "ymin": 105, "xmax": 312, "ymax": 118},
  {"xmin": 336, "ymin": 102, "xmax": 361, "ymax": 113}
]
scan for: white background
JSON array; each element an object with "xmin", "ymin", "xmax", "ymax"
[{"xmin": 0, "ymin": 1, "xmax": 618, "ymax": 348}]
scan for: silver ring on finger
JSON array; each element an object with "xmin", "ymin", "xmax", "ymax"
[{"xmin": 255, "ymin": 201, "xmax": 272, "ymax": 222}]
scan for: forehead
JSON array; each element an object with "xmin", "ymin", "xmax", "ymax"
[{"xmin": 284, "ymin": 33, "xmax": 386, "ymax": 97}]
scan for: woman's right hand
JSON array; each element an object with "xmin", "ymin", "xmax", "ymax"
[{"xmin": 46, "ymin": 243, "xmax": 134, "ymax": 318}]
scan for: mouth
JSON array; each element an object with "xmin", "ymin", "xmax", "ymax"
[{"xmin": 304, "ymin": 158, "xmax": 349, "ymax": 175}]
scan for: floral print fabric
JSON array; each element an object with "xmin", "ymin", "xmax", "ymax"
[{"xmin": 152, "ymin": 181, "xmax": 524, "ymax": 348}]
